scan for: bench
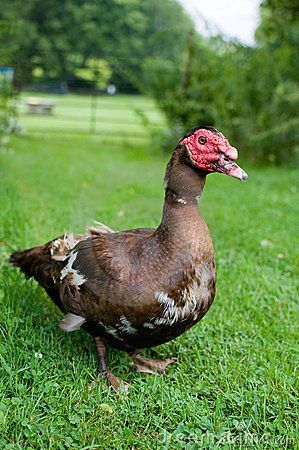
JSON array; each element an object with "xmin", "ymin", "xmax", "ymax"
[{"xmin": 25, "ymin": 97, "xmax": 55, "ymax": 115}]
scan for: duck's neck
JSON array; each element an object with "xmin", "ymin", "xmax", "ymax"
[{"xmin": 157, "ymin": 147, "xmax": 207, "ymax": 240}]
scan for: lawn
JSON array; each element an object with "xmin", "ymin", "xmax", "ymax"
[
  {"xmin": 0, "ymin": 96, "xmax": 298, "ymax": 448},
  {"xmin": 17, "ymin": 92, "xmax": 165, "ymax": 138}
]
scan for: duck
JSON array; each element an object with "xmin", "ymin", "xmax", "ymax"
[{"xmin": 10, "ymin": 126, "xmax": 248, "ymax": 391}]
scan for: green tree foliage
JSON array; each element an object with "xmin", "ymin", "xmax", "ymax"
[
  {"xmin": 75, "ymin": 59, "xmax": 112, "ymax": 89},
  {"xmin": 143, "ymin": 0, "xmax": 298, "ymax": 164},
  {"xmin": 0, "ymin": 74, "xmax": 17, "ymax": 150},
  {"xmin": 252, "ymin": 0, "xmax": 299, "ymax": 163},
  {"xmin": 0, "ymin": 0, "xmax": 145, "ymax": 88},
  {"xmin": 0, "ymin": 0, "xmax": 192, "ymax": 91}
]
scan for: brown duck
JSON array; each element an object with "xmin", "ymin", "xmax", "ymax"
[{"xmin": 10, "ymin": 126, "xmax": 248, "ymax": 391}]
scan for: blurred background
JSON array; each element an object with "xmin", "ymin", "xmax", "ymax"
[{"xmin": 0, "ymin": 0, "xmax": 298, "ymax": 164}]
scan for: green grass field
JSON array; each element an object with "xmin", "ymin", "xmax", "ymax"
[
  {"xmin": 0, "ymin": 95, "xmax": 298, "ymax": 448},
  {"xmin": 17, "ymin": 92, "xmax": 165, "ymax": 138}
]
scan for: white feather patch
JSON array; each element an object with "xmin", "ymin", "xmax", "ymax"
[
  {"xmin": 155, "ymin": 290, "xmax": 196, "ymax": 326},
  {"xmin": 143, "ymin": 322, "xmax": 155, "ymax": 329},
  {"xmin": 60, "ymin": 251, "xmax": 86, "ymax": 286},
  {"xmin": 60, "ymin": 313, "xmax": 86, "ymax": 332},
  {"xmin": 118, "ymin": 316, "xmax": 137, "ymax": 334},
  {"xmin": 154, "ymin": 264, "xmax": 212, "ymax": 326},
  {"xmin": 99, "ymin": 321, "xmax": 123, "ymax": 340},
  {"xmin": 154, "ymin": 317, "xmax": 171, "ymax": 326},
  {"xmin": 50, "ymin": 233, "xmax": 84, "ymax": 261},
  {"xmin": 177, "ymin": 198, "xmax": 187, "ymax": 205}
]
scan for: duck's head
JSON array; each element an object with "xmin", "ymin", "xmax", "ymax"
[{"xmin": 180, "ymin": 126, "xmax": 248, "ymax": 182}]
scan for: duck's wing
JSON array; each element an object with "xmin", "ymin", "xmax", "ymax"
[{"xmin": 58, "ymin": 228, "xmax": 155, "ymax": 316}]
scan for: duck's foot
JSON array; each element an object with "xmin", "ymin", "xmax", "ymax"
[
  {"xmin": 93, "ymin": 336, "xmax": 129, "ymax": 392},
  {"xmin": 103, "ymin": 369, "xmax": 130, "ymax": 392},
  {"xmin": 130, "ymin": 352, "xmax": 177, "ymax": 375}
]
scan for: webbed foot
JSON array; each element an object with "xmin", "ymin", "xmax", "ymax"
[
  {"xmin": 130, "ymin": 352, "xmax": 177, "ymax": 375},
  {"xmin": 101, "ymin": 370, "xmax": 129, "ymax": 392}
]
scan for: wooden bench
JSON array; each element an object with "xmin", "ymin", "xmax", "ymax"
[{"xmin": 25, "ymin": 97, "xmax": 55, "ymax": 115}]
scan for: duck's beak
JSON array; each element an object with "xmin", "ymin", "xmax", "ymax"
[{"xmin": 214, "ymin": 148, "xmax": 248, "ymax": 182}]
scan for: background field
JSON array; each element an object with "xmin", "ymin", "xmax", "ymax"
[
  {"xmin": 17, "ymin": 92, "xmax": 165, "ymax": 139},
  {"xmin": 0, "ymin": 95, "xmax": 298, "ymax": 448}
]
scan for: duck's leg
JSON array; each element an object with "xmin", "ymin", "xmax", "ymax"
[
  {"xmin": 93, "ymin": 336, "xmax": 129, "ymax": 392},
  {"xmin": 129, "ymin": 351, "xmax": 177, "ymax": 375}
]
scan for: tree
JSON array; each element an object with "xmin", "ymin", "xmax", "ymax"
[
  {"xmin": 142, "ymin": 0, "xmax": 299, "ymax": 164},
  {"xmin": 252, "ymin": 0, "xmax": 299, "ymax": 163},
  {"xmin": 0, "ymin": 0, "xmax": 193, "ymax": 92}
]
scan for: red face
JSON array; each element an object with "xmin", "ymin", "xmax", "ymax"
[{"xmin": 181, "ymin": 128, "xmax": 248, "ymax": 181}]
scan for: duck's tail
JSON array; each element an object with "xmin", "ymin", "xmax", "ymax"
[
  {"xmin": 9, "ymin": 232, "xmax": 85, "ymax": 279},
  {"xmin": 10, "ymin": 241, "xmax": 65, "ymax": 311},
  {"xmin": 10, "ymin": 244, "xmax": 49, "ymax": 279}
]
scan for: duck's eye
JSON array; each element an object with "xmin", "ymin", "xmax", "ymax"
[{"xmin": 198, "ymin": 136, "xmax": 207, "ymax": 145}]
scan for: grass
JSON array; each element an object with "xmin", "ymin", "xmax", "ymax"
[
  {"xmin": 17, "ymin": 92, "xmax": 165, "ymax": 137},
  {"xmin": 0, "ymin": 95, "xmax": 298, "ymax": 448}
]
